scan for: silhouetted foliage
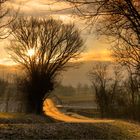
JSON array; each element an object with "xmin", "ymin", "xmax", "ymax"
[{"xmin": 8, "ymin": 17, "xmax": 83, "ymax": 114}]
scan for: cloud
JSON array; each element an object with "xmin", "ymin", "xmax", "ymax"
[
  {"xmin": 82, "ymin": 51, "xmax": 111, "ymax": 61},
  {"xmin": 9, "ymin": 0, "xmax": 74, "ymax": 16},
  {"xmin": 0, "ymin": 58, "xmax": 16, "ymax": 65},
  {"xmin": 0, "ymin": 0, "xmax": 112, "ymax": 65}
]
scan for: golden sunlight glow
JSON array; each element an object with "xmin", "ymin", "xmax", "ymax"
[
  {"xmin": 27, "ymin": 48, "xmax": 35, "ymax": 57},
  {"xmin": 43, "ymin": 98, "xmax": 114, "ymax": 122}
]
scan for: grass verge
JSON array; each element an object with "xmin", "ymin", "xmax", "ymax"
[{"xmin": 0, "ymin": 113, "xmax": 140, "ymax": 139}]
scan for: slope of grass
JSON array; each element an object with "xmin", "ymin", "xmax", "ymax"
[
  {"xmin": 0, "ymin": 113, "xmax": 54, "ymax": 124},
  {"xmin": 0, "ymin": 113, "xmax": 140, "ymax": 139}
]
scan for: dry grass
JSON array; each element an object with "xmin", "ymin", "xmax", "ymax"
[
  {"xmin": 0, "ymin": 113, "xmax": 54, "ymax": 124},
  {"xmin": 0, "ymin": 113, "xmax": 140, "ymax": 139}
]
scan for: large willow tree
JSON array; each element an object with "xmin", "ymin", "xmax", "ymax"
[{"xmin": 8, "ymin": 17, "xmax": 83, "ymax": 114}]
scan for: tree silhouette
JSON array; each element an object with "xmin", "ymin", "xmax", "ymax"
[
  {"xmin": 0, "ymin": 0, "xmax": 17, "ymax": 39},
  {"xmin": 89, "ymin": 63, "xmax": 121, "ymax": 117},
  {"xmin": 66, "ymin": 0, "xmax": 140, "ymax": 78},
  {"xmin": 8, "ymin": 17, "xmax": 83, "ymax": 114}
]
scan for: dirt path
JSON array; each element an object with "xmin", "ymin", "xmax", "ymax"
[{"xmin": 43, "ymin": 98, "xmax": 114, "ymax": 123}]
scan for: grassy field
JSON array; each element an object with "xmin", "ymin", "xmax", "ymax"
[{"xmin": 0, "ymin": 113, "xmax": 140, "ymax": 139}]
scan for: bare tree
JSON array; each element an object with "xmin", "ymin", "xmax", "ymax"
[
  {"xmin": 124, "ymin": 67, "xmax": 140, "ymax": 119},
  {"xmin": 65, "ymin": 0, "xmax": 140, "ymax": 40},
  {"xmin": 8, "ymin": 17, "xmax": 83, "ymax": 114},
  {"xmin": 0, "ymin": 0, "xmax": 17, "ymax": 39},
  {"xmin": 65, "ymin": 0, "xmax": 140, "ymax": 78},
  {"xmin": 89, "ymin": 63, "xmax": 121, "ymax": 117}
]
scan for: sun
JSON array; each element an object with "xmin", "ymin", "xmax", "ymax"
[{"xmin": 27, "ymin": 48, "xmax": 35, "ymax": 57}]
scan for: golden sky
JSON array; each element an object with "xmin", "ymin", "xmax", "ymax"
[{"xmin": 0, "ymin": 0, "xmax": 111, "ymax": 65}]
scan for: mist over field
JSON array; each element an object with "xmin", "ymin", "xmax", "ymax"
[{"xmin": 0, "ymin": 60, "xmax": 112, "ymax": 87}]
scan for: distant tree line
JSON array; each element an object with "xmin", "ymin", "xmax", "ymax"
[{"xmin": 51, "ymin": 83, "xmax": 93, "ymax": 97}]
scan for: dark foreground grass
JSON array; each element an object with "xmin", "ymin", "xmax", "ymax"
[
  {"xmin": 0, "ymin": 113, "xmax": 140, "ymax": 139},
  {"xmin": 0, "ymin": 113, "xmax": 54, "ymax": 124}
]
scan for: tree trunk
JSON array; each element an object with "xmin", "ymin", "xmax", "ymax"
[
  {"xmin": 36, "ymin": 99, "xmax": 44, "ymax": 115},
  {"xmin": 25, "ymin": 87, "xmax": 51, "ymax": 115}
]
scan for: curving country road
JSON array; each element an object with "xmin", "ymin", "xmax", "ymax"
[{"xmin": 43, "ymin": 98, "xmax": 114, "ymax": 123}]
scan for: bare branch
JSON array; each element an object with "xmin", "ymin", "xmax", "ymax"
[{"xmin": 8, "ymin": 17, "xmax": 83, "ymax": 114}]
